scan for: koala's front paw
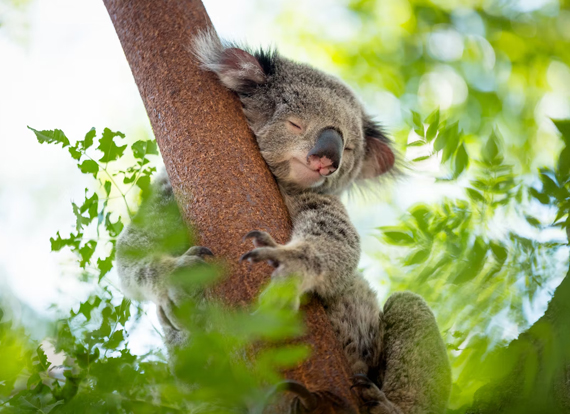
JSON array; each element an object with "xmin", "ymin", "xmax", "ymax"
[
  {"xmin": 240, "ymin": 230, "xmax": 320, "ymax": 286},
  {"xmin": 351, "ymin": 375, "xmax": 401, "ymax": 414},
  {"xmin": 157, "ymin": 246, "xmax": 213, "ymax": 344}
]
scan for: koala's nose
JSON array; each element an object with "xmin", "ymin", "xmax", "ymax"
[{"xmin": 307, "ymin": 128, "xmax": 343, "ymax": 176}]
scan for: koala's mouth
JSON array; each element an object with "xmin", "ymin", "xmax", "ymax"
[{"xmin": 288, "ymin": 156, "xmax": 337, "ymax": 188}]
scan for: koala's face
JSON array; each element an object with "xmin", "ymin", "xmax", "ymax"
[{"xmin": 195, "ymin": 34, "xmax": 394, "ymax": 194}]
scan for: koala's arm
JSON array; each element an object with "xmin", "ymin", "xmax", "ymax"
[
  {"xmin": 116, "ymin": 171, "xmax": 209, "ymax": 304},
  {"xmin": 243, "ymin": 190, "xmax": 360, "ymax": 299}
]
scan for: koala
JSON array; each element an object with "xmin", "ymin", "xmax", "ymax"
[{"xmin": 116, "ymin": 31, "xmax": 451, "ymax": 414}]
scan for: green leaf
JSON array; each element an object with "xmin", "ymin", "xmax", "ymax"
[
  {"xmin": 104, "ymin": 180, "xmax": 112, "ymax": 196},
  {"xmin": 404, "ymin": 248, "xmax": 431, "ymax": 265},
  {"xmin": 136, "ymin": 175, "xmax": 151, "ymax": 194},
  {"xmin": 454, "ymin": 143, "xmax": 469, "ymax": 177},
  {"xmin": 557, "ymin": 146, "xmax": 570, "ymax": 180},
  {"xmin": 42, "ymin": 401, "xmax": 64, "ymax": 414},
  {"xmin": 73, "ymin": 296, "xmax": 102, "ymax": 321},
  {"xmin": 482, "ymin": 132, "xmax": 501, "ymax": 165},
  {"xmin": 83, "ymin": 127, "xmax": 96, "ymax": 150},
  {"xmin": 466, "ymin": 188, "xmax": 485, "ymax": 202},
  {"xmin": 525, "ymin": 215, "xmax": 541, "ymax": 227},
  {"xmin": 28, "ymin": 126, "xmax": 70, "ymax": 147},
  {"xmin": 115, "ymin": 298, "xmax": 131, "ymax": 325},
  {"xmin": 553, "ymin": 119, "xmax": 570, "ymax": 146},
  {"xmin": 530, "ymin": 187, "xmax": 550, "ymax": 205},
  {"xmin": 425, "ymin": 108, "xmax": 439, "ymax": 125},
  {"xmin": 72, "ymin": 203, "xmax": 90, "ymax": 232},
  {"xmin": 412, "ymin": 155, "xmax": 431, "ymax": 162},
  {"xmin": 407, "ymin": 140, "xmax": 426, "ymax": 147},
  {"xmin": 78, "ymin": 240, "xmax": 97, "ymax": 268},
  {"xmin": 105, "ymin": 213, "xmax": 124, "ymax": 238},
  {"xmin": 383, "ymin": 231, "xmax": 415, "ymax": 245},
  {"xmin": 426, "ymin": 122, "xmax": 438, "ymax": 142},
  {"xmin": 68, "ymin": 145, "xmax": 82, "ymax": 160},
  {"xmin": 132, "ymin": 139, "xmax": 158, "ymax": 159},
  {"xmin": 50, "ymin": 231, "xmax": 81, "ymax": 251},
  {"xmin": 97, "ymin": 128, "xmax": 126, "ymax": 163},
  {"xmin": 425, "ymin": 109, "xmax": 439, "ymax": 142},
  {"xmin": 412, "ymin": 110, "xmax": 423, "ymax": 129},
  {"xmin": 539, "ymin": 171, "xmax": 559, "ymax": 195},
  {"xmin": 490, "ymin": 242, "xmax": 508, "ymax": 263},
  {"xmin": 440, "ymin": 123, "xmax": 460, "ymax": 161},
  {"xmin": 106, "ymin": 329, "xmax": 125, "ymax": 349},
  {"xmin": 79, "ymin": 160, "xmax": 99, "ymax": 178},
  {"xmin": 35, "ymin": 345, "xmax": 51, "ymax": 371},
  {"xmin": 97, "ymin": 254, "xmax": 114, "ymax": 282},
  {"xmin": 453, "ymin": 237, "xmax": 488, "ymax": 284}
]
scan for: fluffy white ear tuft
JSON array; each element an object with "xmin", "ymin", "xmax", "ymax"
[
  {"xmin": 359, "ymin": 118, "xmax": 395, "ymax": 179},
  {"xmin": 193, "ymin": 30, "xmax": 267, "ymax": 93}
]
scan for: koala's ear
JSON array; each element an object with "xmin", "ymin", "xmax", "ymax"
[
  {"xmin": 193, "ymin": 30, "xmax": 271, "ymax": 94},
  {"xmin": 359, "ymin": 117, "xmax": 395, "ymax": 179}
]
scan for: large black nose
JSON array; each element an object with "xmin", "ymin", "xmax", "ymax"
[{"xmin": 307, "ymin": 128, "xmax": 343, "ymax": 171}]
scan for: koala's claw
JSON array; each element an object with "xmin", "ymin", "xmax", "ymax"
[
  {"xmin": 351, "ymin": 375, "xmax": 399, "ymax": 414},
  {"xmin": 240, "ymin": 247, "xmax": 280, "ymax": 268},
  {"xmin": 271, "ymin": 380, "xmax": 356, "ymax": 414},
  {"xmin": 185, "ymin": 246, "xmax": 214, "ymax": 258},
  {"xmin": 243, "ymin": 230, "xmax": 278, "ymax": 247},
  {"xmin": 351, "ymin": 374, "xmax": 374, "ymax": 390}
]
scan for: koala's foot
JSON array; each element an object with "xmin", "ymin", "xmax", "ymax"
[
  {"xmin": 157, "ymin": 246, "xmax": 213, "ymax": 344},
  {"xmin": 241, "ymin": 230, "xmax": 319, "ymax": 289},
  {"xmin": 269, "ymin": 380, "xmax": 356, "ymax": 414},
  {"xmin": 351, "ymin": 375, "xmax": 401, "ymax": 414}
]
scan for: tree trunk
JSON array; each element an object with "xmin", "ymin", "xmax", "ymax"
[
  {"xmin": 102, "ymin": 1, "xmax": 358, "ymax": 412},
  {"xmin": 465, "ymin": 270, "xmax": 570, "ymax": 414}
]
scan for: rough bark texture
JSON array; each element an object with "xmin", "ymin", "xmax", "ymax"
[
  {"xmin": 103, "ymin": 0, "xmax": 358, "ymax": 412},
  {"xmin": 465, "ymin": 271, "xmax": 570, "ymax": 414}
]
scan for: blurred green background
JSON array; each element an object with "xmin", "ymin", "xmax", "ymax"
[{"xmin": 1, "ymin": 0, "xmax": 569, "ymax": 412}]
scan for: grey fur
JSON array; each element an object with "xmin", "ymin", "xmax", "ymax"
[{"xmin": 117, "ymin": 31, "xmax": 450, "ymax": 413}]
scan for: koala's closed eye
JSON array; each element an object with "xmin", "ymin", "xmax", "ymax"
[{"xmin": 287, "ymin": 119, "xmax": 303, "ymax": 134}]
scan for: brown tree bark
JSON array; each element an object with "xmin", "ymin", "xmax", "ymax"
[{"xmin": 102, "ymin": 1, "xmax": 358, "ymax": 412}]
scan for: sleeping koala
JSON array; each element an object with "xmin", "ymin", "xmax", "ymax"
[{"xmin": 116, "ymin": 32, "xmax": 451, "ymax": 414}]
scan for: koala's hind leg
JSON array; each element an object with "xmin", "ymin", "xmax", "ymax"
[{"xmin": 379, "ymin": 292, "xmax": 451, "ymax": 414}]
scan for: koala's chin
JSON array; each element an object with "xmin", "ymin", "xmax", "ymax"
[{"xmin": 287, "ymin": 157, "xmax": 327, "ymax": 189}]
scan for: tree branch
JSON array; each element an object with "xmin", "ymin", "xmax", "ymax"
[{"xmin": 102, "ymin": 0, "xmax": 358, "ymax": 411}]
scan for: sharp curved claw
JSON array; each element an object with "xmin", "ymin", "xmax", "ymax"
[
  {"xmin": 351, "ymin": 374, "xmax": 373, "ymax": 389},
  {"xmin": 243, "ymin": 230, "xmax": 278, "ymax": 247},
  {"xmin": 274, "ymin": 380, "xmax": 356, "ymax": 414},
  {"xmin": 197, "ymin": 247, "xmax": 214, "ymax": 257},
  {"xmin": 243, "ymin": 230, "xmax": 264, "ymax": 241},
  {"xmin": 186, "ymin": 246, "xmax": 214, "ymax": 258},
  {"xmin": 240, "ymin": 251, "xmax": 256, "ymax": 263},
  {"xmin": 278, "ymin": 380, "xmax": 318, "ymax": 411}
]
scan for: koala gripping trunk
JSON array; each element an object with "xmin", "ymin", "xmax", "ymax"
[{"xmin": 103, "ymin": 0, "xmax": 359, "ymax": 412}]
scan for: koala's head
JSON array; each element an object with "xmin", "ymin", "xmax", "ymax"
[{"xmin": 194, "ymin": 32, "xmax": 394, "ymax": 195}]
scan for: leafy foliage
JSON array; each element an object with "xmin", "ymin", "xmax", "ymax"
[{"xmin": 0, "ymin": 127, "xmax": 306, "ymax": 413}]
